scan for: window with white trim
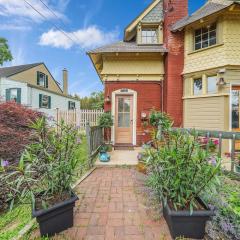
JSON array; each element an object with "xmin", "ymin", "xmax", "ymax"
[
  {"xmin": 194, "ymin": 24, "xmax": 217, "ymax": 50},
  {"xmin": 141, "ymin": 28, "xmax": 158, "ymax": 44}
]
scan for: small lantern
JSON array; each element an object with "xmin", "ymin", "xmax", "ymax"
[
  {"xmin": 217, "ymin": 77, "xmax": 226, "ymax": 86},
  {"xmin": 105, "ymin": 95, "xmax": 111, "ymax": 103},
  {"xmin": 217, "ymin": 68, "xmax": 226, "ymax": 86}
]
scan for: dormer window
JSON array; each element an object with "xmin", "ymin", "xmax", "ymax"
[
  {"xmin": 141, "ymin": 28, "xmax": 158, "ymax": 44},
  {"xmin": 194, "ymin": 23, "xmax": 217, "ymax": 50}
]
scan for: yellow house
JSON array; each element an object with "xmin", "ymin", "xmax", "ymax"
[{"xmin": 172, "ymin": 0, "xmax": 240, "ymax": 137}]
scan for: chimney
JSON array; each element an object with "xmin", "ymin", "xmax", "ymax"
[
  {"xmin": 163, "ymin": 0, "xmax": 188, "ymax": 127},
  {"xmin": 63, "ymin": 68, "xmax": 68, "ymax": 95}
]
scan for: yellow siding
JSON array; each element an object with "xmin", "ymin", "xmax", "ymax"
[
  {"xmin": 10, "ymin": 64, "xmax": 62, "ymax": 94},
  {"xmin": 101, "ymin": 55, "xmax": 164, "ymax": 81},
  {"xmin": 224, "ymin": 15, "xmax": 240, "ymax": 65},
  {"xmin": 184, "ymin": 12, "xmax": 240, "ymax": 74},
  {"xmin": 183, "ymin": 96, "xmax": 229, "ymax": 131}
]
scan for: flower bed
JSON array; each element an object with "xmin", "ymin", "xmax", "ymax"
[{"xmin": 204, "ymin": 176, "xmax": 240, "ymax": 239}]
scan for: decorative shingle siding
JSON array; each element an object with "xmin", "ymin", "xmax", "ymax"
[
  {"xmin": 172, "ymin": 0, "xmax": 233, "ymax": 31},
  {"xmin": 142, "ymin": 1, "xmax": 163, "ymax": 23},
  {"xmin": 184, "ymin": 14, "xmax": 240, "ymax": 74}
]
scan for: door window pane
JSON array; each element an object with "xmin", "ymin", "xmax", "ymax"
[
  {"xmin": 118, "ymin": 113, "xmax": 124, "ymax": 127},
  {"xmin": 193, "ymin": 78, "xmax": 202, "ymax": 95},
  {"xmin": 117, "ymin": 97, "xmax": 131, "ymax": 127},
  {"xmin": 124, "ymin": 99, "xmax": 130, "ymax": 112},
  {"xmin": 232, "ymin": 90, "xmax": 239, "ymax": 129},
  {"xmin": 118, "ymin": 98, "xmax": 124, "ymax": 112},
  {"xmin": 207, "ymin": 76, "xmax": 217, "ymax": 94}
]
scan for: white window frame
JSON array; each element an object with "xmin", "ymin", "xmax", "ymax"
[{"xmin": 194, "ymin": 23, "xmax": 217, "ymax": 50}]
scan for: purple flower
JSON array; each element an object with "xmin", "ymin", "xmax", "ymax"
[
  {"xmin": 208, "ymin": 156, "xmax": 217, "ymax": 166},
  {"xmin": 137, "ymin": 153, "xmax": 142, "ymax": 161},
  {"xmin": 1, "ymin": 160, "xmax": 9, "ymax": 167}
]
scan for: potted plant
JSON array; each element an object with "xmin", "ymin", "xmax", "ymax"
[
  {"xmin": 99, "ymin": 144, "xmax": 110, "ymax": 162},
  {"xmin": 146, "ymin": 129, "xmax": 221, "ymax": 239},
  {"xmin": 98, "ymin": 111, "xmax": 114, "ymax": 149},
  {"xmin": 2, "ymin": 118, "xmax": 80, "ymax": 237}
]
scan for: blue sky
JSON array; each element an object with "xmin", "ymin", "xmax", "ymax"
[{"xmin": 0, "ymin": 0, "xmax": 205, "ymax": 97}]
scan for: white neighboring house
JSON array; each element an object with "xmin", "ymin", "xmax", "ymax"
[{"xmin": 0, "ymin": 63, "xmax": 80, "ymax": 117}]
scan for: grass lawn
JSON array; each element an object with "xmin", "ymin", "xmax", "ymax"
[{"xmin": 0, "ymin": 136, "xmax": 89, "ymax": 240}]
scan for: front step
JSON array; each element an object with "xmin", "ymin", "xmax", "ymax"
[{"xmin": 114, "ymin": 144, "xmax": 134, "ymax": 151}]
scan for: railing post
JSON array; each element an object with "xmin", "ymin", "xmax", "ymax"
[
  {"xmin": 218, "ymin": 133, "xmax": 222, "ymax": 159},
  {"xmin": 231, "ymin": 134, "xmax": 236, "ymax": 173},
  {"xmin": 86, "ymin": 122, "xmax": 92, "ymax": 168}
]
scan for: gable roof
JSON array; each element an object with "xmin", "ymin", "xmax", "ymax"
[
  {"xmin": 124, "ymin": 0, "xmax": 163, "ymax": 41},
  {"xmin": 88, "ymin": 41, "xmax": 168, "ymax": 54},
  {"xmin": 0, "ymin": 63, "xmax": 43, "ymax": 78},
  {"xmin": 0, "ymin": 62, "xmax": 63, "ymax": 93},
  {"xmin": 172, "ymin": 0, "xmax": 237, "ymax": 31}
]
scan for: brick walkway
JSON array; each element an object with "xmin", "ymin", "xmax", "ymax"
[{"xmin": 59, "ymin": 167, "xmax": 171, "ymax": 240}]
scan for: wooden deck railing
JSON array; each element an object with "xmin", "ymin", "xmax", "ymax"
[
  {"xmin": 86, "ymin": 123, "xmax": 103, "ymax": 167},
  {"xmin": 174, "ymin": 128, "xmax": 240, "ymax": 174}
]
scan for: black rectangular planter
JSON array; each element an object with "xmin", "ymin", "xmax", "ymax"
[
  {"xmin": 32, "ymin": 192, "xmax": 79, "ymax": 237},
  {"xmin": 163, "ymin": 198, "xmax": 214, "ymax": 239}
]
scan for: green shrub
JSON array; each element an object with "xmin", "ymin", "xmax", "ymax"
[
  {"xmin": 98, "ymin": 112, "xmax": 113, "ymax": 143},
  {"xmin": 98, "ymin": 111, "xmax": 113, "ymax": 128},
  {"xmin": 146, "ymin": 129, "xmax": 221, "ymax": 212},
  {"xmin": 1, "ymin": 118, "xmax": 81, "ymax": 210}
]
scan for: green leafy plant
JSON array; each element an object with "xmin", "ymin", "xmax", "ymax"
[
  {"xmin": 149, "ymin": 110, "xmax": 173, "ymax": 149},
  {"xmin": 146, "ymin": 129, "xmax": 221, "ymax": 213},
  {"xmin": 98, "ymin": 112, "xmax": 113, "ymax": 143},
  {"xmin": 1, "ymin": 117, "xmax": 81, "ymax": 210}
]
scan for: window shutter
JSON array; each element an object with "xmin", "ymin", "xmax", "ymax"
[
  {"xmin": 48, "ymin": 96, "xmax": 51, "ymax": 109},
  {"xmin": 39, "ymin": 94, "xmax": 42, "ymax": 108},
  {"xmin": 45, "ymin": 75, "xmax": 48, "ymax": 88},
  {"xmin": 68, "ymin": 101, "xmax": 71, "ymax": 109},
  {"xmin": 37, "ymin": 71, "xmax": 40, "ymax": 85},
  {"xmin": 5, "ymin": 89, "xmax": 10, "ymax": 101},
  {"xmin": 16, "ymin": 88, "xmax": 21, "ymax": 104},
  {"xmin": 73, "ymin": 102, "xmax": 76, "ymax": 109}
]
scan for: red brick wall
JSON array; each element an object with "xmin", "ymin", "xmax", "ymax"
[
  {"xmin": 104, "ymin": 82, "xmax": 162, "ymax": 145},
  {"xmin": 163, "ymin": 0, "xmax": 188, "ymax": 127}
]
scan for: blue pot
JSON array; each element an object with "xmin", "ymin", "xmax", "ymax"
[{"xmin": 99, "ymin": 152, "xmax": 110, "ymax": 162}]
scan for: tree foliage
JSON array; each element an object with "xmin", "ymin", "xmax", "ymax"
[
  {"xmin": 0, "ymin": 101, "xmax": 42, "ymax": 164},
  {"xmin": 76, "ymin": 91, "xmax": 104, "ymax": 110},
  {"xmin": 0, "ymin": 38, "xmax": 13, "ymax": 65}
]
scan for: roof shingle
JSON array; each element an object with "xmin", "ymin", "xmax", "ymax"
[
  {"xmin": 172, "ymin": 0, "xmax": 234, "ymax": 31},
  {"xmin": 88, "ymin": 41, "xmax": 168, "ymax": 54},
  {"xmin": 0, "ymin": 63, "xmax": 43, "ymax": 78}
]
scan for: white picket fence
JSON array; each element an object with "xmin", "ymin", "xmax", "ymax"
[{"xmin": 55, "ymin": 109, "xmax": 104, "ymax": 131}]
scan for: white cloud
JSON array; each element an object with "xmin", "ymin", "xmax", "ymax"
[
  {"xmin": 39, "ymin": 26, "xmax": 119, "ymax": 49},
  {"xmin": 0, "ymin": 23, "xmax": 31, "ymax": 31},
  {"xmin": 0, "ymin": 0, "xmax": 67, "ymax": 25}
]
